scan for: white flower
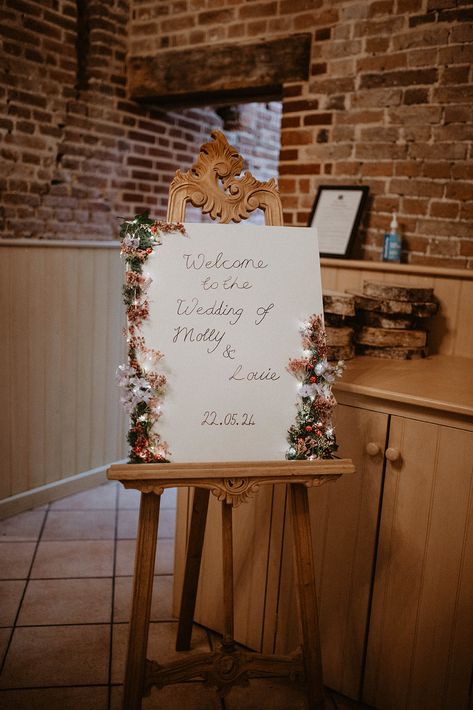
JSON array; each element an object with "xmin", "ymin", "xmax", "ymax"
[
  {"xmin": 299, "ymin": 383, "xmax": 317, "ymax": 398},
  {"xmin": 122, "ymin": 234, "xmax": 140, "ymax": 249},
  {"xmin": 315, "ymin": 359, "xmax": 328, "ymax": 376},
  {"xmin": 315, "ymin": 383, "xmax": 332, "ymax": 399},
  {"xmin": 116, "ymin": 364, "xmax": 135, "ymax": 386}
]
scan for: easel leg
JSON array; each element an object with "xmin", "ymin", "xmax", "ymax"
[
  {"xmin": 290, "ymin": 483, "xmax": 325, "ymax": 710},
  {"xmin": 176, "ymin": 487, "xmax": 210, "ymax": 651},
  {"xmin": 221, "ymin": 500, "xmax": 234, "ymax": 648},
  {"xmin": 122, "ymin": 491, "xmax": 161, "ymax": 710}
]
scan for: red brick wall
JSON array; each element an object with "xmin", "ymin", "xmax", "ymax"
[
  {"xmin": 0, "ymin": 1, "xmax": 280, "ymax": 240},
  {"xmin": 131, "ymin": 0, "xmax": 473, "ymax": 268},
  {"xmin": 1, "ymin": 0, "xmax": 472, "ymax": 268}
]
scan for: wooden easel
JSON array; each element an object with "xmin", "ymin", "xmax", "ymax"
[{"xmin": 108, "ymin": 131, "xmax": 355, "ymax": 710}]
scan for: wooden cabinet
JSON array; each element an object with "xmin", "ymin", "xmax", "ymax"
[
  {"xmin": 363, "ymin": 416, "xmax": 473, "ymax": 710},
  {"xmin": 174, "ymin": 356, "xmax": 473, "ymax": 709},
  {"xmin": 274, "ymin": 401, "xmax": 473, "ymax": 709}
]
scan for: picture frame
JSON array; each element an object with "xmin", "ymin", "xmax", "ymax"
[{"xmin": 308, "ymin": 185, "xmax": 369, "ymax": 259}]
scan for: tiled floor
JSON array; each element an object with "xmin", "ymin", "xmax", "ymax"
[{"xmin": 0, "ymin": 482, "xmax": 373, "ymax": 709}]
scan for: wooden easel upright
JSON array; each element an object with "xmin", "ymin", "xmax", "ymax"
[{"xmin": 107, "ymin": 131, "xmax": 355, "ymax": 710}]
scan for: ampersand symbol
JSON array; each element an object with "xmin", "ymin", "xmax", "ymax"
[{"xmin": 223, "ymin": 344, "xmax": 236, "ymax": 359}]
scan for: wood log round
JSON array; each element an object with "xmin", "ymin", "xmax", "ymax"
[
  {"xmin": 359, "ymin": 311, "xmax": 417, "ymax": 330},
  {"xmin": 355, "ymin": 326, "xmax": 427, "ymax": 348},
  {"xmin": 326, "ymin": 326, "xmax": 354, "ymax": 347},
  {"xmin": 362, "ymin": 281, "xmax": 434, "ymax": 303},
  {"xmin": 356, "ymin": 344, "xmax": 427, "ymax": 360},
  {"xmin": 348, "ymin": 291, "xmax": 438, "ymax": 316},
  {"xmin": 324, "ymin": 313, "xmax": 355, "ymax": 327},
  {"xmin": 322, "ymin": 290, "xmax": 355, "ymax": 316},
  {"xmin": 327, "ymin": 344, "xmax": 355, "ymax": 361}
]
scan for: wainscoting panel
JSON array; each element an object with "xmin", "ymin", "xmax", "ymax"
[{"xmin": 0, "ymin": 241, "xmax": 127, "ymax": 515}]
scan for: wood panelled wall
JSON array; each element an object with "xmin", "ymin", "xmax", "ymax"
[
  {"xmin": 0, "ymin": 241, "xmax": 127, "ymax": 518},
  {"xmin": 321, "ymin": 258, "xmax": 473, "ymax": 359}
]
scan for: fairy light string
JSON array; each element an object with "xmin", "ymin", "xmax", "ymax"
[
  {"xmin": 117, "ymin": 214, "xmax": 186, "ymax": 463},
  {"xmin": 286, "ymin": 314, "xmax": 344, "ymax": 460}
]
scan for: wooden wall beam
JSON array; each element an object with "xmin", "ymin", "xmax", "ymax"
[{"xmin": 128, "ymin": 34, "xmax": 312, "ymax": 107}]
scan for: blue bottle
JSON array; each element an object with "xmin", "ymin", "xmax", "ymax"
[{"xmin": 383, "ymin": 211, "xmax": 401, "ymax": 262}]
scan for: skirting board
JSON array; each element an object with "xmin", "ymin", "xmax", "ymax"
[{"xmin": 0, "ymin": 461, "xmax": 127, "ymax": 520}]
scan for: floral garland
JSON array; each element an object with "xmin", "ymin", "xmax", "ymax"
[
  {"xmin": 286, "ymin": 314, "xmax": 344, "ymax": 460},
  {"xmin": 117, "ymin": 214, "xmax": 186, "ymax": 463}
]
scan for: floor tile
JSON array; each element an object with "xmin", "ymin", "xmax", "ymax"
[
  {"xmin": 0, "ymin": 543, "xmax": 36, "ymax": 579},
  {"xmin": 0, "ymin": 624, "xmax": 110, "ymax": 688},
  {"xmin": 118, "ymin": 485, "xmax": 177, "ymax": 510},
  {"xmin": 0, "ymin": 628, "xmax": 12, "ymax": 666},
  {"xmin": 50, "ymin": 482, "xmax": 117, "ymax": 510},
  {"xmin": 113, "ymin": 575, "xmax": 174, "ymax": 622},
  {"xmin": 111, "ymin": 621, "xmax": 210, "ymax": 684},
  {"xmin": 117, "ymin": 486, "xmax": 141, "ymax": 509},
  {"xmin": 31, "ymin": 540, "xmax": 114, "ymax": 578},
  {"xmin": 224, "ymin": 678, "xmax": 307, "ymax": 709},
  {"xmin": 111, "ymin": 682, "xmax": 222, "ymax": 709},
  {"xmin": 117, "ymin": 508, "xmax": 176, "ymax": 539},
  {"xmin": 17, "ymin": 577, "xmax": 112, "ymax": 626},
  {"xmin": 0, "ymin": 686, "xmax": 109, "ymax": 710},
  {"xmin": 115, "ymin": 538, "xmax": 174, "ymax": 576},
  {"xmin": 0, "ymin": 581, "xmax": 26, "ymax": 626},
  {"xmin": 42, "ymin": 510, "xmax": 115, "ymax": 540},
  {"xmin": 0, "ymin": 510, "xmax": 46, "ymax": 542}
]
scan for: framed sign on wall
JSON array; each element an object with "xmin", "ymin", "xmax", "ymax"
[
  {"xmin": 120, "ymin": 221, "xmax": 327, "ymax": 463},
  {"xmin": 308, "ymin": 185, "xmax": 369, "ymax": 259}
]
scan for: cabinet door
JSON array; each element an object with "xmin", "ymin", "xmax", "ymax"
[
  {"xmin": 275, "ymin": 404, "xmax": 388, "ymax": 699},
  {"xmin": 364, "ymin": 417, "xmax": 473, "ymax": 710}
]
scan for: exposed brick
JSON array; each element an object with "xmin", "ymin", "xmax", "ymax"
[
  {"xmin": 445, "ymin": 182, "xmax": 473, "ymax": 201},
  {"xmin": 281, "ymin": 116, "xmax": 301, "ymax": 129},
  {"xmin": 279, "ymin": 163, "xmax": 321, "ymax": 175},
  {"xmin": 429, "ymin": 201, "xmax": 459, "ymax": 219},
  {"xmin": 281, "ymin": 129, "xmax": 314, "ymax": 146},
  {"xmin": 198, "ymin": 9, "xmax": 235, "ymax": 25},
  {"xmin": 404, "ymin": 88, "xmax": 429, "ymax": 104},
  {"xmin": 402, "ymin": 197, "xmax": 429, "ymax": 215},
  {"xmin": 352, "ymin": 88, "xmax": 403, "ymax": 108},
  {"xmin": 283, "ymin": 99, "xmax": 319, "ymax": 114},
  {"xmin": 422, "ymin": 162, "xmax": 451, "ymax": 179},
  {"xmin": 280, "ymin": 0, "xmax": 322, "ymax": 13},
  {"xmin": 303, "ymin": 112, "xmax": 333, "ymax": 126},
  {"xmin": 311, "ymin": 63, "xmax": 327, "ymax": 76},
  {"xmin": 239, "ymin": 2, "xmax": 277, "ymax": 19},
  {"xmin": 409, "ymin": 12, "xmax": 436, "ymax": 27},
  {"xmin": 315, "ymin": 27, "xmax": 331, "ymax": 41},
  {"xmin": 360, "ymin": 68, "xmax": 438, "ymax": 89}
]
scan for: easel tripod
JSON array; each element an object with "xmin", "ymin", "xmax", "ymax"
[{"xmin": 108, "ymin": 131, "xmax": 355, "ymax": 709}]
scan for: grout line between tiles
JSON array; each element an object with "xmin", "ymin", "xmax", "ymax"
[{"xmin": 0, "ymin": 502, "xmax": 51, "ymax": 676}]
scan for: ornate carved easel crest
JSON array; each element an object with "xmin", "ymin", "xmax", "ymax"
[{"xmin": 167, "ymin": 130, "xmax": 284, "ymax": 225}]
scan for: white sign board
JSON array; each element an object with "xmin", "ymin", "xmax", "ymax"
[{"xmin": 141, "ymin": 223, "xmax": 322, "ymax": 462}]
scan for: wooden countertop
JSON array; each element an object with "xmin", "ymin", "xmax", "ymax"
[{"xmin": 334, "ymin": 355, "xmax": 473, "ymax": 418}]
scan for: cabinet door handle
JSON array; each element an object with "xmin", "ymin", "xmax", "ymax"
[
  {"xmin": 365, "ymin": 442, "xmax": 380, "ymax": 456},
  {"xmin": 385, "ymin": 447, "xmax": 401, "ymax": 462}
]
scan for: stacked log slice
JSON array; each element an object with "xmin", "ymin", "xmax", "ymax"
[
  {"xmin": 349, "ymin": 281, "xmax": 439, "ymax": 360},
  {"xmin": 323, "ymin": 290, "xmax": 355, "ymax": 361}
]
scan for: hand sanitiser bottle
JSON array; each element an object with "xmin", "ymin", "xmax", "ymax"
[{"xmin": 383, "ymin": 211, "xmax": 401, "ymax": 262}]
